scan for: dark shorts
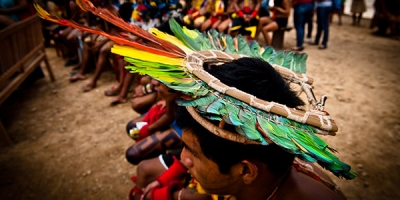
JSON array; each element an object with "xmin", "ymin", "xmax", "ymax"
[
  {"xmin": 159, "ymin": 150, "xmax": 182, "ymax": 169},
  {"xmin": 231, "ymin": 17, "xmax": 259, "ymax": 38},
  {"xmin": 259, "ymin": 7, "xmax": 270, "ymax": 17},
  {"xmin": 276, "ymin": 17, "xmax": 288, "ymax": 28}
]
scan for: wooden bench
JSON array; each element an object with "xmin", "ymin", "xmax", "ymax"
[
  {"xmin": 0, "ymin": 15, "xmax": 55, "ymax": 145},
  {"xmin": 271, "ymin": 26, "xmax": 292, "ymax": 50}
]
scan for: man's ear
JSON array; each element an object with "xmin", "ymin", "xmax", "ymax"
[{"xmin": 238, "ymin": 160, "xmax": 259, "ymax": 185}]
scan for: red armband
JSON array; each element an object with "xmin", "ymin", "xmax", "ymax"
[
  {"xmin": 150, "ymin": 180, "xmax": 183, "ymax": 200},
  {"xmin": 156, "ymin": 156, "xmax": 188, "ymax": 186},
  {"xmin": 251, "ymin": 10, "xmax": 258, "ymax": 18},
  {"xmin": 237, "ymin": 10, "xmax": 244, "ymax": 17}
]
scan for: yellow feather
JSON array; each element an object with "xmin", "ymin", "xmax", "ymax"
[
  {"xmin": 291, "ymin": 138, "xmax": 309, "ymax": 153},
  {"xmin": 260, "ymin": 47, "xmax": 265, "ymax": 55},
  {"xmin": 34, "ymin": 4, "xmax": 54, "ymax": 22},
  {"xmin": 111, "ymin": 45, "xmax": 184, "ymax": 66},
  {"xmin": 149, "ymin": 28, "xmax": 193, "ymax": 54}
]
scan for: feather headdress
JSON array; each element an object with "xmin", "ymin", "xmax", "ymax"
[{"xmin": 35, "ymin": 0, "xmax": 355, "ymax": 179}]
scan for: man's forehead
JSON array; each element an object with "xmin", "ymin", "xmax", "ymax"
[{"xmin": 182, "ymin": 130, "xmax": 201, "ymax": 151}]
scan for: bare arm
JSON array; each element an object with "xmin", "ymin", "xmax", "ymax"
[
  {"xmin": 147, "ymin": 101, "xmax": 177, "ymax": 133},
  {"xmin": 273, "ymin": 0, "xmax": 291, "ymax": 15}
]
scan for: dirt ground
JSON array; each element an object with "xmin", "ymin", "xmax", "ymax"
[{"xmin": 1, "ymin": 15, "xmax": 400, "ymax": 200}]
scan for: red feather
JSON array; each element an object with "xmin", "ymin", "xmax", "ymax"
[{"xmin": 76, "ymin": 0, "xmax": 186, "ymax": 57}]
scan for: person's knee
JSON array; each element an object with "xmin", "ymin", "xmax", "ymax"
[
  {"xmin": 99, "ymin": 46, "xmax": 111, "ymax": 56},
  {"xmin": 126, "ymin": 120, "xmax": 135, "ymax": 134},
  {"xmin": 136, "ymin": 158, "xmax": 161, "ymax": 184},
  {"xmin": 126, "ymin": 146, "xmax": 142, "ymax": 165}
]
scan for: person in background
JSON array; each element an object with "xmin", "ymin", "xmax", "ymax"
[
  {"xmin": 291, "ymin": 0, "xmax": 314, "ymax": 51},
  {"xmin": 256, "ymin": 0, "xmax": 290, "ymax": 46},
  {"xmin": 311, "ymin": 0, "xmax": 332, "ymax": 49},
  {"xmin": 351, "ymin": 0, "xmax": 366, "ymax": 26}
]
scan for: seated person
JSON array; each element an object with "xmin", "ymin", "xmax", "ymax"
[
  {"xmin": 135, "ymin": 58, "xmax": 353, "ymax": 200},
  {"xmin": 182, "ymin": 0, "xmax": 210, "ymax": 29},
  {"xmin": 200, "ymin": 0, "xmax": 225, "ymax": 32},
  {"xmin": 103, "ymin": 4, "xmax": 136, "ymax": 105},
  {"xmin": 229, "ymin": 0, "xmax": 260, "ymax": 39},
  {"xmin": 69, "ymin": 0, "xmax": 120, "ymax": 92},
  {"xmin": 130, "ymin": 150, "xmax": 229, "ymax": 200},
  {"xmin": 217, "ymin": 0, "xmax": 237, "ymax": 33},
  {"xmin": 129, "ymin": 76, "xmax": 163, "ymax": 114},
  {"xmin": 59, "ymin": 0, "xmax": 83, "ymax": 66},
  {"xmin": 125, "ymin": 79, "xmax": 182, "ymax": 165},
  {"xmin": 256, "ymin": 0, "xmax": 290, "ymax": 45}
]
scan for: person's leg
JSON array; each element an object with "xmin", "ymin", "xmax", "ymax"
[
  {"xmin": 105, "ymin": 55, "xmax": 126, "ymax": 96},
  {"xmin": 357, "ymin": 13, "xmax": 363, "ymax": 26},
  {"xmin": 64, "ymin": 29, "xmax": 80, "ymax": 65},
  {"xmin": 133, "ymin": 157, "xmax": 168, "ymax": 200},
  {"xmin": 261, "ymin": 22, "xmax": 279, "ymax": 45},
  {"xmin": 126, "ymin": 128, "xmax": 183, "ymax": 165},
  {"xmin": 352, "ymin": 13, "xmax": 356, "ymax": 25},
  {"xmin": 256, "ymin": 17, "xmax": 273, "ymax": 42},
  {"xmin": 82, "ymin": 40, "xmax": 114, "ymax": 92},
  {"xmin": 193, "ymin": 16, "xmax": 206, "ymax": 29},
  {"xmin": 131, "ymin": 92, "xmax": 159, "ymax": 114},
  {"xmin": 320, "ymin": 7, "xmax": 331, "ymax": 48},
  {"xmin": 200, "ymin": 18, "xmax": 212, "ymax": 32},
  {"xmin": 293, "ymin": 3, "xmax": 312, "ymax": 49},
  {"xmin": 70, "ymin": 42, "xmax": 92, "ymax": 81},
  {"xmin": 217, "ymin": 18, "xmax": 231, "ymax": 33},
  {"xmin": 306, "ymin": 11, "xmax": 314, "ymax": 40},
  {"xmin": 110, "ymin": 71, "xmax": 135, "ymax": 105},
  {"xmin": 338, "ymin": 4, "xmax": 344, "ymax": 25},
  {"xmin": 314, "ymin": 7, "xmax": 323, "ymax": 45}
]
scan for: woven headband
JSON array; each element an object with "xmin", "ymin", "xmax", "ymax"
[{"xmin": 35, "ymin": 0, "xmax": 355, "ymax": 179}]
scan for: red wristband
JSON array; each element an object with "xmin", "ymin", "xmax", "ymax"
[
  {"xmin": 150, "ymin": 180, "xmax": 183, "ymax": 200},
  {"xmin": 238, "ymin": 10, "xmax": 244, "ymax": 17},
  {"xmin": 251, "ymin": 10, "xmax": 258, "ymax": 18},
  {"xmin": 156, "ymin": 156, "xmax": 188, "ymax": 186}
]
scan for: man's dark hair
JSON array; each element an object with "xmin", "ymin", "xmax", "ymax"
[{"xmin": 176, "ymin": 58, "xmax": 304, "ymax": 176}]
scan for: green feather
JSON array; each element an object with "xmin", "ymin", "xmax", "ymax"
[
  {"xmin": 169, "ymin": 19, "xmax": 212, "ymax": 51},
  {"xmin": 223, "ymin": 35, "xmax": 236, "ymax": 53},
  {"xmin": 236, "ymin": 35, "xmax": 252, "ymax": 55},
  {"xmin": 248, "ymin": 40, "xmax": 261, "ymax": 58}
]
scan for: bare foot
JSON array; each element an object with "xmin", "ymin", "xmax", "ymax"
[
  {"xmin": 82, "ymin": 82, "xmax": 96, "ymax": 92},
  {"xmin": 110, "ymin": 97, "xmax": 127, "ymax": 106},
  {"xmin": 104, "ymin": 86, "xmax": 120, "ymax": 96},
  {"xmin": 70, "ymin": 74, "xmax": 86, "ymax": 82}
]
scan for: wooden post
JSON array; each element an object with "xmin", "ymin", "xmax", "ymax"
[{"xmin": 271, "ymin": 29, "xmax": 285, "ymax": 50}]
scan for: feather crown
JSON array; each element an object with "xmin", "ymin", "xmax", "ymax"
[{"xmin": 35, "ymin": 0, "xmax": 355, "ymax": 179}]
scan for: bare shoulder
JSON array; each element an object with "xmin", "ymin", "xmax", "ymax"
[{"xmin": 273, "ymin": 167, "xmax": 347, "ymax": 200}]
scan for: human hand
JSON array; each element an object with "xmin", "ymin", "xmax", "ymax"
[
  {"xmin": 244, "ymin": 14, "xmax": 252, "ymax": 22},
  {"xmin": 140, "ymin": 180, "xmax": 160, "ymax": 200},
  {"xmin": 133, "ymin": 85, "xmax": 145, "ymax": 98}
]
